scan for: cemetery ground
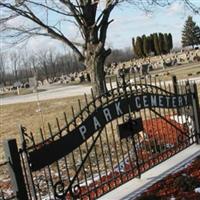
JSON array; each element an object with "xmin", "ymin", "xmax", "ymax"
[
  {"xmin": 0, "ymin": 62, "xmax": 200, "ymax": 199},
  {"xmin": 1, "ymin": 63, "xmax": 200, "ymax": 106},
  {"xmin": 147, "ymin": 62, "xmax": 200, "ymax": 80},
  {"xmin": 1, "ymin": 61, "xmax": 200, "ymax": 99}
]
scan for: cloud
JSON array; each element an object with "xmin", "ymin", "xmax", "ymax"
[
  {"xmin": 107, "ymin": 10, "xmax": 154, "ymax": 49},
  {"xmin": 167, "ymin": 2, "xmax": 184, "ymax": 16},
  {"xmin": 22, "ymin": 36, "xmax": 64, "ymax": 53},
  {"xmin": 110, "ymin": 12, "xmax": 152, "ymax": 35}
]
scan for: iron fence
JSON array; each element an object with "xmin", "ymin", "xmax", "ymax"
[{"xmin": 1, "ymin": 74, "xmax": 200, "ymax": 200}]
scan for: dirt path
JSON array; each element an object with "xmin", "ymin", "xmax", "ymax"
[{"xmin": 1, "ymin": 76, "xmax": 200, "ymax": 105}]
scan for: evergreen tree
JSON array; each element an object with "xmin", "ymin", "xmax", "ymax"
[
  {"xmin": 182, "ymin": 16, "xmax": 200, "ymax": 48},
  {"xmin": 135, "ymin": 36, "xmax": 144, "ymax": 58},
  {"xmin": 164, "ymin": 33, "xmax": 170, "ymax": 53},
  {"xmin": 143, "ymin": 35, "xmax": 150, "ymax": 57},
  {"xmin": 194, "ymin": 26, "xmax": 200, "ymax": 45},
  {"xmin": 132, "ymin": 38, "xmax": 139, "ymax": 57},
  {"xmin": 142, "ymin": 35, "xmax": 146, "ymax": 55},
  {"xmin": 149, "ymin": 34, "xmax": 155, "ymax": 54},
  {"xmin": 146, "ymin": 36, "xmax": 152, "ymax": 56},
  {"xmin": 153, "ymin": 33, "xmax": 160, "ymax": 55},
  {"xmin": 158, "ymin": 33, "xmax": 165, "ymax": 54},
  {"xmin": 168, "ymin": 33, "xmax": 173, "ymax": 51},
  {"xmin": 133, "ymin": 32, "xmax": 173, "ymax": 56}
]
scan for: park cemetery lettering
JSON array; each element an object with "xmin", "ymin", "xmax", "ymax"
[{"xmin": 29, "ymin": 93, "xmax": 192, "ymax": 171}]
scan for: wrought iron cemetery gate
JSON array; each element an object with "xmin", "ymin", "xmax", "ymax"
[{"xmin": 3, "ymin": 75, "xmax": 200, "ymax": 200}]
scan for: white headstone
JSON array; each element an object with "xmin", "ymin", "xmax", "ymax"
[
  {"xmin": 13, "ymin": 81, "xmax": 22, "ymax": 88},
  {"xmin": 29, "ymin": 77, "xmax": 37, "ymax": 88}
]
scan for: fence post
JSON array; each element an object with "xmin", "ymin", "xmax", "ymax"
[
  {"xmin": 172, "ymin": 75, "xmax": 181, "ymax": 115},
  {"xmin": 19, "ymin": 126, "xmax": 38, "ymax": 200},
  {"xmin": 4, "ymin": 139, "xmax": 28, "ymax": 200},
  {"xmin": 172, "ymin": 75, "xmax": 178, "ymax": 94},
  {"xmin": 191, "ymin": 83, "xmax": 200, "ymax": 144}
]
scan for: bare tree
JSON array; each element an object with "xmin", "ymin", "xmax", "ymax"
[
  {"xmin": 29, "ymin": 54, "xmax": 38, "ymax": 74},
  {"xmin": 0, "ymin": 53, "xmax": 6, "ymax": 85},
  {"xmin": 36, "ymin": 50, "xmax": 50, "ymax": 81},
  {"xmin": 10, "ymin": 51, "xmax": 20, "ymax": 82},
  {"xmin": 48, "ymin": 50, "xmax": 58, "ymax": 79},
  {"xmin": 106, "ymin": 48, "xmax": 133, "ymax": 64},
  {"xmin": 0, "ymin": 0, "xmax": 199, "ymax": 94},
  {"xmin": 21, "ymin": 51, "xmax": 32, "ymax": 81}
]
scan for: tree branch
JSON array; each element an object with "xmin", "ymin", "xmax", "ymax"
[
  {"xmin": 0, "ymin": 2, "xmax": 85, "ymax": 61},
  {"xmin": 26, "ymin": 0, "xmax": 73, "ymax": 17}
]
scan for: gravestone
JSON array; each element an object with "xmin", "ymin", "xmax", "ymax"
[
  {"xmin": 13, "ymin": 81, "xmax": 22, "ymax": 88},
  {"xmin": 43, "ymin": 79, "xmax": 49, "ymax": 85},
  {"xmin": 29, "ymin": 75, "xmax": 38, "ymax": 93},
  {"xmin": 0, "ymin": 83, "xmax": 4, "ymax": 94},
  {"xmin": 140, "ymin": 64, "xmax": 149, "ymax": 76}
]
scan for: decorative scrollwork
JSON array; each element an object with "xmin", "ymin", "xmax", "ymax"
[
  {"xmin": 70, "ymin": 184, "xmax": 81, "ymax": 199},
  {"xmin": 53, "ymin": 181, "xmax": 81, "ymax": 199},
  {"xmin": 35, "ymin": 175, "xmax": 51, "ymax": 192},
  {"xmin": 20, "ymin": 126, "xmax": 35, "ymax": 149},
  {"xmin": 53, "ymin": 181, "xmax": 65, "ymax": 199}
]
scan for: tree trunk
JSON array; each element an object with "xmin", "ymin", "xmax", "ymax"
[
  {"xmin": 91, "ymin": 56, "xmax": 107, "ymax": 96},
  {"xmin": 85, "ymin": 47, "xmax": 111, "ymax": 96}
]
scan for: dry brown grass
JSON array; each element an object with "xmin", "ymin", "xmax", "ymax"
[
  {"xmin": 0, "ymin": 95, "xmax": 87, "ymax": 161},
  {"xmin": 149, "ymin": 63, "xmax": 200, "ymax": 81},
  {"xmin": 0, "ymin": 88, "xmax": 47, "ymax": 98}
]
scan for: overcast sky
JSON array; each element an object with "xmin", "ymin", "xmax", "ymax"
[{"xmin": 1, "ymin": 0, "xmax": 200, "ymax": 54}]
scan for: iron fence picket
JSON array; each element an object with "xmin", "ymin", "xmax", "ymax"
[{"xmin": 38, "ymin": 128, "xmax": 55, "ymax": 200}]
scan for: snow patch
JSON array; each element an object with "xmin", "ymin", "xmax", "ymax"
[{"xmin": 194, "ymin": 187, "xmax": 200, "ymax": 193}]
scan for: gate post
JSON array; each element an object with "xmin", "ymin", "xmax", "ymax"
[
  {"xmin": 191, "ymin": 83, "xmax": 200, "ymax": 144},
  {"xmin": 4, "ymin": 139, "xmax": 28, "ymax": 200}
]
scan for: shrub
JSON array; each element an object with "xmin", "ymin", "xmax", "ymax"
[
  {"xmin": 137, "ymin": 194, "xmax": 161, "ymax": 200},
  {"xmin": 174, "ymin": 174, "xmax": 200, "ymax": 192}
]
